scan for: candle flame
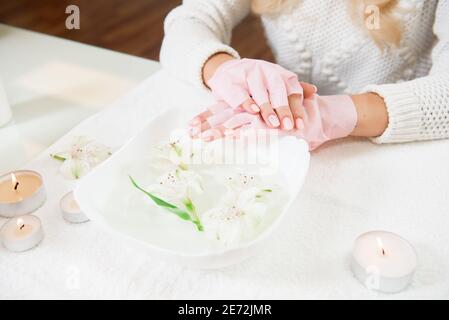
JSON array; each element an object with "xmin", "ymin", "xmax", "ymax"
[
  {"xmin": 376, "ymin": 237, "xmax": 386, "ymax": 256},
  {"xmin": 11, "ymin": 173, "xmax": 19, "ymax": 191},
  {"xmin": 16, "ymin": 218, "xmax": 25, "ymax": 230}
]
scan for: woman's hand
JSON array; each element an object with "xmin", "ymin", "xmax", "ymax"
[
  {"xmin": 190, "ymin": 94, "xmax": 359, "ymax": 151},
  {"xmin": 190, "ymin": 82, "xmax": 317, "ymax": 141},
  {"xmin": 202, "ymin": 54, "xmax": 317, "ymax": 130}
]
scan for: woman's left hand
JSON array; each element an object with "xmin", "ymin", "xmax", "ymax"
[{"xmin": 190, "ymin": 81, "xmax": 317, "ymax": 140}]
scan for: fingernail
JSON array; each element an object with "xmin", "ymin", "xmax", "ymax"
[
  {"xmin": 268, "ymin": 115, "xmax": 280, "ymax": 127},
  {"xmin": 189, "ymin": 117, "xmax": 200, "ymax": 125},
  {"xmin": 312, "ymin": 85, "xmax": 318, "ymax": 93},
  {"xmin": 282, "ymin": 118, "xmax": 293, "ymax": 130},
  {"xmin": 296, "ymin": 118, "xmax": 304, "ymax": 130},
  {"xmin": 250, "ymin": 104, "xmax": 260, "ymax": 112},
  {"xmin": 202, "ymin": 134, "xmax": 213, "ymax": 142}
]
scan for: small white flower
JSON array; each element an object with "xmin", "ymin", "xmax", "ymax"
[
  {"xmin": 202, "ymin": 187, "xmax": 271, "ymax": 245},
  {"xmin": 147, "ymin": 168, "xmax": 203, "ymax": 205},
  {"xmin": 150, "ymin": 135, "xmax": 195, "ymax": 171},
  {"xmin": 51, "ymin": 136, "xmax": 112, "ymax": 180}
]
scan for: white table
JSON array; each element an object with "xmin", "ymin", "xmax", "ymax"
[
  {"xmin": 0, "ymin": 24, "xmax": 160, "ymax": 174},
  {"xmin": 1, "ymin": 24, "xmax": 449, "ymax": 300}
]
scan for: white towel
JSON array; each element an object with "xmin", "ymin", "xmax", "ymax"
[{"xmin": 1, "ymin": 71, "xmax": 448, "ymax": 299}]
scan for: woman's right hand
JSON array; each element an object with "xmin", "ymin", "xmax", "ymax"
[{"xmin": 201, "ymin": 55, "xmax": 316, "ymax": 130}]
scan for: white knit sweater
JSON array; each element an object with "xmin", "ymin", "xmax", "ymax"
[{"xmin": 160, "ymin": 0, "xmax": 449, "ymax": 144}]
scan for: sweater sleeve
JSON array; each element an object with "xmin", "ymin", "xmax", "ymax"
[
  {"xmin": 364, "ymin": 0, "xmax": 449, "ymax": 144},
  {"xmin": 160, "ymin": 0, "xmax": 251, "ymax": 89}
]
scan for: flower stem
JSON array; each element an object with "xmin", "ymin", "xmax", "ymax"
[
  {"xmin": 129, "ymin": 175, "xmax": 203, "ymax": 232},
  {"xmin": 50, "ymin": 154, "xmax": 67, "ymax": 162},
  {"xmin": 183, "ymin": 197, "xmax": 203, "ymax": 231}
]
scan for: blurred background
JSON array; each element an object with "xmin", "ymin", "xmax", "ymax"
[{"xmin": 0, "ymin": 0, "xmax": 274, "ymax": 61}]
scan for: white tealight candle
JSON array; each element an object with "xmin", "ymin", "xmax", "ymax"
[
  {"xmin": 60, "ymin": 191, "xmax": 89, "ymax": 223},
  {"xmin": 351, "ymin": 231, "xmax": 417, "ymax": 293},
  {"xmin": 0, "ymin": 215, "xmax": 44, "ymax": 252},
  {"xmin": 0, "ymin": 170, "xmax": 46, "ymax": 218},
  {"xmin": 0, "ymin": 80, "xmax": 12, "ymax": 127}
]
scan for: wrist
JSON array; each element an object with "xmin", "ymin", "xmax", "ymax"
[
  {"xmin": 350, "ymin": 93, "xmax": 388, "ymax": 137},
  {"xmin": 202, "ymin": 53, "xmax": 236, "ymax": 88}
]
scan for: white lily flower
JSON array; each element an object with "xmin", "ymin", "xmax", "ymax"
[
  {"xmin": 149, "ymin": 134, "xmax": 197, "ymax": 171},
  {"xmin": 60, "ymin": 157, "xmax": 91, "ymax": 180},
  {"xmin": 147, "ymin": 168, "xmax": 203, "ymax": 205},
  {"xmin": 202, "ymin": 186, "xmax": 271, "ymax": 245},
  {"xmin": 52, "ymin": 136, "xmax": 112, "ymax": 180}
]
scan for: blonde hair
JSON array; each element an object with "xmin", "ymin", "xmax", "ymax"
[{"xmin": 251, "ymin": 0, "xmax": 403, "ymax": 49}]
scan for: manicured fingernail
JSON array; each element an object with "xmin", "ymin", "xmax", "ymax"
[
  {"xmin": 202, "ymin": 134, "xmax": 213, "ymax": 142},
  {"xmin": 189, "ymin": 117, "xmax": 200, "ymax": 125},
  {"xmin": 296, "ymin": 118, "xmax": 304, "ymax": 130},
  {"xmin": 251, "ymin": 104, "xmax": 260, "ymax": 112},
  {"xmin": 282, "ymin": 118, "xmax": 293, "ymax": 130},
  {"xmin": 268, "ymin": 115, "xmax": 280, "ymax": 127}
]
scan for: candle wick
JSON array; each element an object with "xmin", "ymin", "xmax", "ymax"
[
  {"xmin": 14, "ymin": 181, "xmax": 19, "ymax": 191},
  {"xmin": 381, "ymin": 248, "xmax": 386, "ymax": 256},
  {"xmin": 19, "ymin": 224, "xmax": 25, "ymax": 230}
]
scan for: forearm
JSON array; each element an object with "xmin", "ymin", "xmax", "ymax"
[
  {"xmin": 202, "ymin": 56, "xmax": 390, "ymax": 140},
  {"xmin": 350, "ymin": 93, "xmax": 388, "ymax": 138},
  {"xmin": 160, "ymin": 1, "xmax": 248, "ymax": 88}
]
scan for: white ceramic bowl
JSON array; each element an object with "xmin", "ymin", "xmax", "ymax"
[{"xmin": 75, "ymin": 109, "xmax": 310, "ymax": 269}]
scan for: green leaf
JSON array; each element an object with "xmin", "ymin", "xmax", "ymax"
[
  {"xmin": 129, "ymin": 175, "xmax": 204, "ymax": 231},
  {"xmin": 50, "ymin": 154, "xmax": 67, "ymax": 162}
]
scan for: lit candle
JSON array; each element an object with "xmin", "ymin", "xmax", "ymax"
[
  {"xmin": 60, "ymin": 191, "xmax": 89, "ymax": 223},
  {"xmin": 0, "ymin": 80, "xmax": 12, "ymax": 127},
  {"xmin": 0, "ymin": 215, "xmax": 43, "ymax": 252},
  {"xmin": 351, "ymin": 231, "xmax": 418, "ymax": 293},
  {"xmin": 0, "ymin": 170, "xmax": 46, "ymax": 218}
]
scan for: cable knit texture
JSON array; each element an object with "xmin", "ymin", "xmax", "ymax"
[{"xmin": 160, "ymin": 0, "xmax": 449, "ymax": 144}]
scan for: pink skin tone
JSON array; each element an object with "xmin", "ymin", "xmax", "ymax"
[{"xmin": 193, "ymin": 53, "xmax": 388, "ymax": 145}]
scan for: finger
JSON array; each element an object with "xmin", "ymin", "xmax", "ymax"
[
  {"xmin": 274, "ymin": 106, "xmax": 294, "ymax": 130},
  {"xmin": 189, "ymin": 120, "xmax": 209, "ymax": 138},
  {"xmin": 285, "ymin": 76, "xmax": 303, "ymax": 97},
  {"xmin": 288, "ymin": 94, "xmax": 306, "ymax": 130},
  {"xmin": 208, "ymin": 101, "xmax": 230, "ymax": 114},
  {"xmin": 192, "ymin": 106, "xmax": 240, "ymax": 138},
  {"xmin": 189, "ymin": 101, "xmax": 229, "ymax": 125},
  {"xmin": 246, "ymin": 67, "xmax": 270, "ymax": 107},
  {"xmin": 267, "ymin": 75, "xmax": 289, "ymax": 109},
  {"xmin": 241, "ymin": 98, "xmax": 260, "ymax": 114},
  {"xmin": 259, "ymin": 103, "xmax": 280, "ymax": 128},
  {"xmin": 222, "ymin": 112, "xmax": 259, "ymax": 129},
  {"xmin": 300, "ymin": 82, "xmax": 318, "ymax": 98},
  {"xmin": 265, "ymin": 75, "xmax": 292, "ymax": 129},
  {"xmin": 189, "ymin": 119, "xmax": 212, "ymax": 138},
  {"xmin": 206, "ymin": 108, "xmax": 234, "ymax": 127},
  {"xmin": 201, "ymin": 126, "xmax": 235, "ymax": 142},
  {"xmin": 189, "ymin": 110, "xmax": 212, "ymax": 126},
  {"xmin": 213, "ymin": 82, "xmax": 251, "ymax": 110}
]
